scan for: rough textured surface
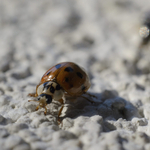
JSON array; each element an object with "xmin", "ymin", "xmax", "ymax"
[{"xmin": 0, "ymin": 0, "xmax": 150, "ymax": 150}]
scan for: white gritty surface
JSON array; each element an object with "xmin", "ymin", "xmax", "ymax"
[{"xmin": 0, "ymin": 0, "xmax": 150, "ymax": 150}]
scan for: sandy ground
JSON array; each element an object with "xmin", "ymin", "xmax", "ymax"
[{"xmin": 0, "ymin": 0, "xmax": 150, "ymax": 150}]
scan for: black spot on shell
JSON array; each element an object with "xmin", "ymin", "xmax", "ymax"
[
  {"xmin": 65, "ymin": 77, "xmax": 69, "ymax": 82},
  {"xmin": 77, "ymin": 72, "xmax": 83, "ymax": 79},
  {"xmin": 64, "ymin": 67, "xmax": 74, "ymax": 72},
  {"xmin": 50, "ymin": 86, "xmax": 55, "ymax": 93},
  {"xmin": 56, "ymin": 84, "xmax": 61, "ymax": 90},
  {"xmin": 55, "ymin": 64, "xmax": 61, "ymax": 69}
]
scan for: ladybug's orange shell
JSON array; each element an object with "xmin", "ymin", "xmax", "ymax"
[{"xmin": 37, "ymin": 62, "xmax": 90, "ymax": 96}]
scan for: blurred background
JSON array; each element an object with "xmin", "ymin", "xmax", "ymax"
[
  {"xmin": 0, "ymin": 0, "xmax": 150, "ymax": 85},
  {"xmin": 0, "ymin": 1, "xmax": 150, "ymax": 149}
]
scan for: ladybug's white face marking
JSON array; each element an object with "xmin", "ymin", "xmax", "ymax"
[
  {"xmin": 37, "ymin": 84, "xmax": 44, "ymax": 95},
  {"xmin": 37, "ymin": 81, "xmax": 64, "ymax": 105},
  {"xmin": 53, "ymin": 88, "xmax": 64, "ymax": 101}
]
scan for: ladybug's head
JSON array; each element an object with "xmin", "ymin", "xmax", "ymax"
[
  {"xmin": 28, "ymin": 93, "xmax": 52, "ymax": 114},
  {"xmin": 28, "ymin": 81, "xmax": 64, "ymax": 115},
  {"xmin": 37, "ymin": 81, "xmax": 64, "ymax": 103}
]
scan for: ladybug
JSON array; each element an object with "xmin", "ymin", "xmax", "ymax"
[{"xmin": 28, "ymin": 62, "xmax": 93, "ymax": 117}]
